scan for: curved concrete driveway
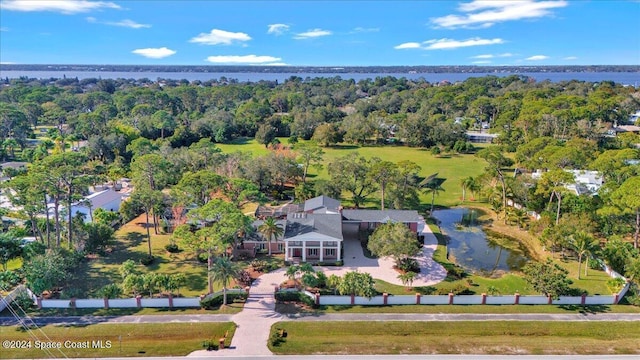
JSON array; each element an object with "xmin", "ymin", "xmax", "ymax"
[{"xmin": 317, "ymin": 222, "xmax": 447, "ymax": 286}]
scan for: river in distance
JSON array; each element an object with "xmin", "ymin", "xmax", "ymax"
[{"xmin": 1, "ymin": 70, "xmax": 639, "ymax": 85}]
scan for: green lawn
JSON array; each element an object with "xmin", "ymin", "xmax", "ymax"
[
  {"xmin": 0, "ymin": 323, "xmax": 235, "ymax": 359},
  {"xmin": 73, "ymin": 213, "xmax": 283, "ymax": 298},
  {"xmin": 276, "ymin": 303, "xmax": 640, "ymax": 315},
  {"xmin": 269, "ymin": 321, "xmax": 640, "ymax": 355},
  {"xmin": 215, "ymin": 138, "xmax": 487, "ymax": 207}
]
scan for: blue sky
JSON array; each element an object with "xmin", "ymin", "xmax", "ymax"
[{"xmin": 0, "ymin": 0, "xmax": 639, "ymax": 66}]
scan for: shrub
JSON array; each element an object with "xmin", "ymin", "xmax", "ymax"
[
  {"xmin": 607, "ymin": 277, "xmax": 626, "ymax": 293},
  {"xmin": 11, "ymin": 292, "xmax": 34, "ymax": 311},
  {"xmin": 197, "ymin": 253, "xmax": 208, "ymax": 263},
  {"xmin": 165, "ymin": 243, "xmax": 180, "ymax": 253},
  {"xmin": 270, "ymin": 328, "xmax": 286, "ymax": 347},
  {"xmin": 274, "ymin": 291, "xmax": 315, "ymax": 307},
  {"xmin": 0, "ymin": 270, "xmax": 22, "ymax": 290},
  {"xmin": 139, "ymin": 255, "xmax": 154, "ymax": 266},
  {"xmin": 396, "ymin": 258, "xmax": 420, "ymax": 273},
  {"xmin": 588, "ymin": 258, "xmax": 601, "ymax": 270},
  {"xmin": 250, "ymin": 260, "xmax": 268, "ymax": 272},
  {"xmin": 200, "ymin": 292, "xmax": 247, "ymax": 309},
  {"xmin": 447, "ymin": 265, "xmax": 466, "ymax": 280},
  {"xmin": 435, "ymin": 283, "xmax": 469, "ymax": 295},
  {"xmin": 237, "ymin": 270, "xmax": 252, "ymax": 287}
]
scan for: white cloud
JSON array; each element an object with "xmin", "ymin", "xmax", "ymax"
[
  {"xmin": 351, "ymin": 27, "xmax": 380, "ymax": 33},
  {"xmin": 563, "ymin": 56, "xmax": 578, "ymax": 60},
  {"xmin": 132, "ymin": 47, "xmax": 176, "ymax": 59},
  {"xmin": 423, "ymin": 37, "xmax": 504, "ymax": 50},
  {"xmin": 87, "ymin": 17, "xmax": 150, "ymax": 28},
  {"xmin": 431, "ymin": 0, "xmax": 568, "ymax": 29},
  {"xmin": 472, "ymin": 52, "xmax": 514, "ymax": 59},
  {"xmin": 267, "ymin": 24, "xmax": 289, "ymax": 35},
  {"xmin": 190, "ymin": 29, "xmax": 251, "ymax": 45},
  {"xmin": 1, "ymin": 0, "xmax": 120, "ymax": 14},
  {"xmin": 472, "ymin": 60, "xmax": 492, "ymax": 64},
  {"xmin": 525, "ymin": 55, "xmax": 549, "ymax": 60},
  {"xmin": 0, "ymin": 27, "xmax": 8, "ymax": 32},
  {"xmin": 395, "ymin": 38, "xmax": 503, "ymax": 50},
  {"xmin": 205, "ymin": 55, "xmax": 282, "ymax": 64},
  {"xmin": 472, "ymin": 54, "xmax": 494, "ymax": 59},
  {"xmin": 394, "ymin": 42, "xmax": 422, "ymax": 49},
  {"xmin": 0, "ymin": 61, "xmax": 16, "ymax": 64},
  {"xmin": 294, "ymin": 28, "xmax": 332, "ymax": 39}
]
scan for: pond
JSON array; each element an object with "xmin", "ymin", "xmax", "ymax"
[{"xmin": 431, "ymin": 208, "xmax": 529, "ymax": 275}]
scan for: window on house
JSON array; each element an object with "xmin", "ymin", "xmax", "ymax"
[
  {"xmin": 278, "ymin": 243, "xmax": 284, "ymax": 252},
  {"xmin": 325, "ymin": 249, "xmax": 336, "ymax": 257},
  {"xmin": 308, "ymin": 248, "xmax": 318, "ymax": 257}
]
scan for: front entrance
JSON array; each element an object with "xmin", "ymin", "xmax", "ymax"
[{"xmin": 293, "ymin": 248, "xmax": 301, "ymax": 257}]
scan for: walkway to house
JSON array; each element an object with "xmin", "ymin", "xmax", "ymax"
[{"xmin": 188, "ymin": 221, "xmax": 446, "ymax": 356}]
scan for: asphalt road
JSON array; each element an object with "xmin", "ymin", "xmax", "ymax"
[{"xmin": 2, "ymin": 312, "xmax": 640, "ymax": 326}]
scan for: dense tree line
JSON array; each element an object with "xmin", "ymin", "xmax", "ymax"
[{"xmin": 1, "ymin": 74, "xmax": 640, "ymax": 300}]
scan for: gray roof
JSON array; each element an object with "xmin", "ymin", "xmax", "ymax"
[
  {"xmin": 303, "ymin": 195, "xmax": 341, "ymax": 212},
  {"xmin": 285, "ymin": 213, "xmax": 343, "ymax": 240},
  {"xmin": 341, "ymin": 209, "xmax": 421, "ymax": 223}
]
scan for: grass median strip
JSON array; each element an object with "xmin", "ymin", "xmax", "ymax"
[
  {"xmin": 268, "ymin": 321, "xmax": 640, "ymax": 355},
  {"xmin": 0, "ymin": 322, "xmax": 235, "ymax": 359}
]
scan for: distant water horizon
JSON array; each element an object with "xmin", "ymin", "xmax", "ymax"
[{"xmin": 1, "ymin": 70, "xmax": 639, "ymax": 85}]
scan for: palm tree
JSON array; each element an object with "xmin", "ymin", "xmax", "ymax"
[
  {"xmin": 209, "ymin": 257, "xmax": 241, "ymax": 305},
  {"xmin": 258, "ymin": 217, "xmax": 284, "ymax": 256},
  {"xmin": 397, "ymin": 271, "xmax": 417, "ymax": 290},
  {"xmin": 570, "ymin": 231, "xmax": 599, "ymax": 279},
  {"xmin": 461, "ymin": 176, "xmax": 475, "ymax": 202},
  {"xmin": 423, "ymin": 180, "xmax": 445, "ymax": 214}
]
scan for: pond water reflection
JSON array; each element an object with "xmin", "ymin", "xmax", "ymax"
[{"xmin": 432, "ymin": 208, "xmax": 529, "ymax": 275}]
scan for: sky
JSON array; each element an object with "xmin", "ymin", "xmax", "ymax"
[{"xmin": 0, "ymin": 0, "xmax": 639, "ymax": 66}]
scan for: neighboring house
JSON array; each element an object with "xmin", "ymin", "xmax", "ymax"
[
  {"xmin": 243, "ymin": 195, "xmax": 423, "ymax": 263},
  {"xmin": 466, "ymin": 131, "xmax": 499, "ymax": 144},
  {"xmin": 531, "ymin": 169, "xmax": 604, "ymax": 196},
  {"xmin": 628, "ymin": 110, "xmax": 640, "ymax": 124},
  {"xmin": 0, "ymin": 161, "xmax": 28, "ymax": 182},
  {"xmin": 61, "ymin": 187, "xmax": 124, "ymax": 223}
]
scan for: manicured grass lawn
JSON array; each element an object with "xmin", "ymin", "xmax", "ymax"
[
  {"xmin": 276, "ymin": 303, "xmax": 640, "ymax": 314},
  {"xmin": 269, "ymin": 321, "xmax": 640, "ymax": 355},
  {"xmin": 1, "ymin": 304, "xmax": 242, "ymax": 317},
  {"xmin": 75, "ymin": 214, "xmax": 210, "ymax": 297},
  {"xmin": 215, "ymin": 138, "xmax": 487, "ymax": 207},
  {"xmin": 74, "ymin": 214, "xmax": 283, "ymax": 298},
  {"xmin": 0, "ymin": 323, "xmax": 235, "ymax": 359}
]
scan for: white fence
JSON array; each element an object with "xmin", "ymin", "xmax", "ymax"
[
  {"xmin": 313, "ymin": 292, "xmax": 626, "ymax": 306},
  {"xmin": 35, "ymin": 289, "xmax": 247, "ymax": 309}
]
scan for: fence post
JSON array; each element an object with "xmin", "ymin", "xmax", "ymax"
[
  {"xmin": 614, "ymin": 293, "xmax": 619, "ymax": 304},
  {"xmin": 548, "ymin": 295, "xmax": 553, "ymax": 305},
  {"xmin": 315, "ymin": 292, "xmax": 320, "ymax": 306},
  {"xmin": 448, "ymin": 293, "xmax": 454, "ymax": 305},
  {"xmin": 514, "ymin": 293, "xmax": 520, "ymax": 305},
  {"xmin": 70, "ymin": 297, "xmax": 76, "ymax": 309},
  {"xmin": 103, "ymin": 297, "xmax": 109, "ymax": 309},
  {"xmin": 581, "ymin": 293, "xmax": 586, "ymax": 306},
  {"xmin": 383, "ymin": 293, "xmax": 388, "ymax": 305},
  {"xmin": 36, "ymin": 297, "xmax": 42, "ymax": 309},
  {"xmin": 168, "ymin": 294, "xmax": 174, "ymax": 309},
  {"xmin": 199, "ymin": 294, "xmax": 205, "ymax": 309},
  {"xmin": 136, "ymin": 295, "xmax": 142, "ymax": 308},
  {"xmin": 415, "ymin": 293, "xmax": 421, "ymax": 305},
  {"xmin": 481, "ymin": 293, "xmax": 487, "ymax": 305}
]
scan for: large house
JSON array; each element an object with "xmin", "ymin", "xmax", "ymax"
[{"xmin": 241, "ymin": 195, "xmax": 422, "ymax": 263}]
